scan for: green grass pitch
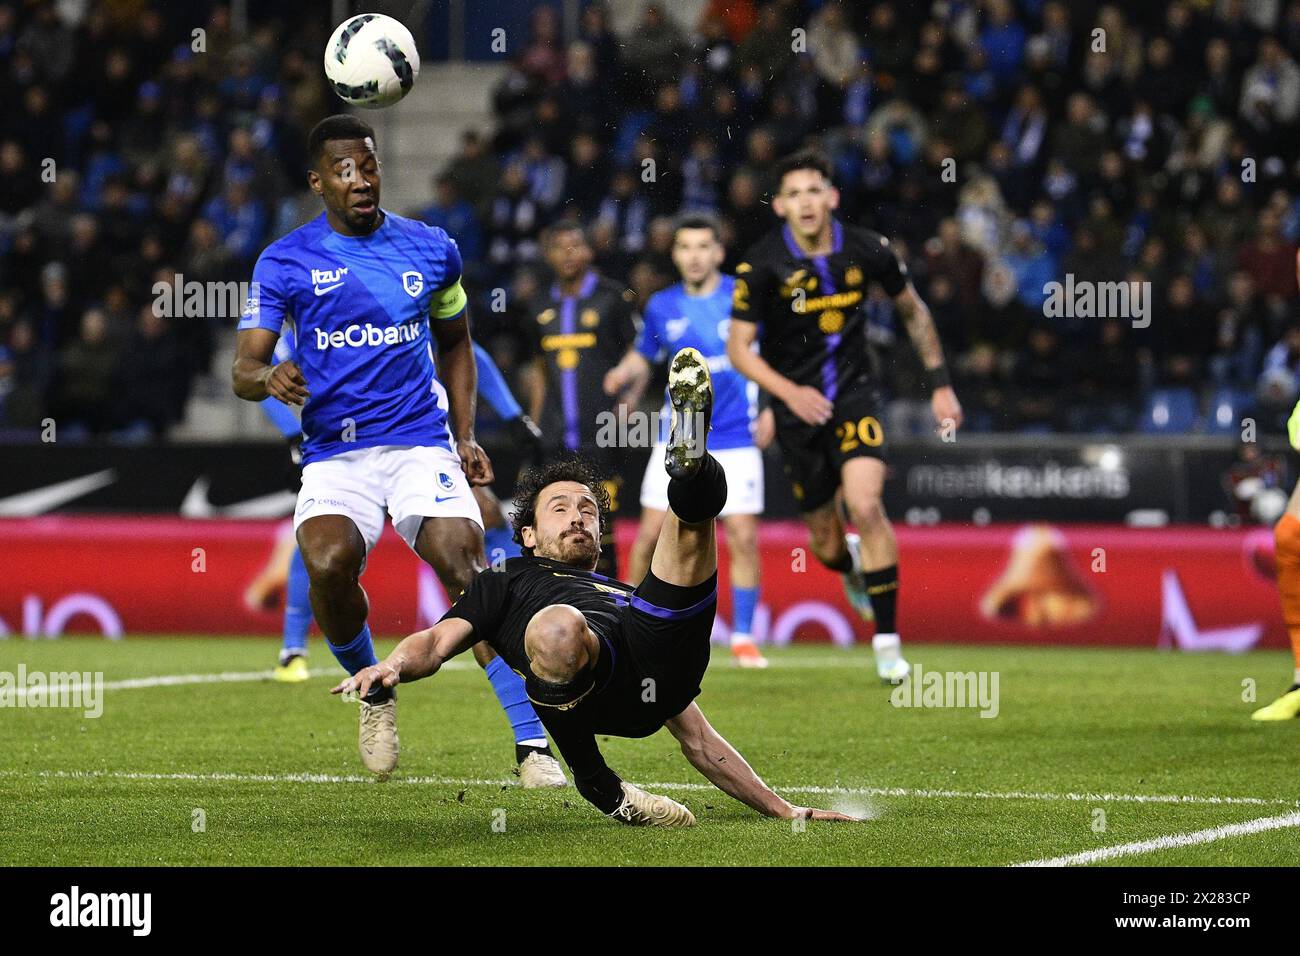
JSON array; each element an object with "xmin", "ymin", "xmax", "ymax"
[{"xmin": 1, "ymin": 637, "xmax": 1297, "ymax": 866}]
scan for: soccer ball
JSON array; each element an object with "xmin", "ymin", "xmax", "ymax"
[{"xmin": 324, "ymin": 13, "xmax": 420, "ymax": 109}]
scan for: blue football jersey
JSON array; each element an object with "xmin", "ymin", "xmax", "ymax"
[
  {"xmin": 239, "ymin": 211, "xmax": 468, "ymax": 465},
  {"xmin": 635, "ymin": 275, "xmax": 757, "ymax": 450}
]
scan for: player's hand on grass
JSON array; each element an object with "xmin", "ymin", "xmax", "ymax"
[
  {"xmin": 789, "ymin": 806, "xmax": 862, "ymax": 822},
  {"xmin": 784, "ymin": 385, "xmax": 833, "ymax": 426},
  {"xmin": 263, "ymin": 360, "xmax": 309, "ymax": 406},
  {"xmin": 754, "ymin": 407, "xmax": 775, "ymax": 449},
  {"xmin": 930, "ymin": 386, "xmax": 963, "ymax": 434},
  {"xmin": 457, "ymin": 438, "xmax": 495, "ymax": 486},
  {"xmin": 331, "ymin": 661, "xmax": 400, "ymax": 698}
]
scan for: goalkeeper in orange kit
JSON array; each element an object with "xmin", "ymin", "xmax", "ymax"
[{"xmin": 1254, "ymin": 252, "xmax": 1300, "ymax": 720}]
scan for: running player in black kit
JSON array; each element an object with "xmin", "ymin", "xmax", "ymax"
[
  {"xmin": 523, "ymin": 220, "xmax": 637, "ymax": 578},
  {"xmin": 333, "ymin": 348, "xmax": 857, "ymax": 826},
  {"xmin": 726, "ymin": 150, "xmax": 963, "ymax": 684}
]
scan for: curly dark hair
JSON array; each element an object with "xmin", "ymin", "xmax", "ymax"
[{"xmin": 510, "ymin": 455, "xmax": 610, "ymax": 552}]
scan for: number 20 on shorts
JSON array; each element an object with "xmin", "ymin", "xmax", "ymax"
[{"xmin": 836, "ymin": 416, "xmax": 883, "ymax": 453}]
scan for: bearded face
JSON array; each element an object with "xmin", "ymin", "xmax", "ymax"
[{"xmin": 523, "ymin": 481, "xmax": 602, "ymax": 569}]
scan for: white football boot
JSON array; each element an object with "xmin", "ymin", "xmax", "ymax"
[
  {"xmin": 518, "ymin": 751, "xmax": 568, "ymax": 788},
  {"xmin": 607, "ymin": 782, "xmax": 696, "ymax": 827}
]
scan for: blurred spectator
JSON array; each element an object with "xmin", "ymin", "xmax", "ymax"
[
  {"xmin": 0, "ymin": 139, "xmax": 40, "ymax": 217},
  {"xmin": 445, "ymin": 130, "xmax": 500, "ymax": 218},
  {"xmin": 1210, "ymin": 271, "xmax": 1268, "ymax": 390},
  {"xmin": 0, "ymin": 319, "xmax": 52, "ymax": 429},
  {"xmin": 807, "ymin": 3, "xmax": 860, "ymax": 89},
  {"xmin": 1240, "ymin": 36, "xmax": 1300, "ymax": 131},
  {"xmin": 55, "ymin": 308, "xmax": 118, "ymax": 435},
  {"xmin": 1069, "ymin": 318, "xmax": 1140, "ymax": 432},
  {"xmin": 414, "ymin": 175, "xmax": 484, "ymax": 273},
  {"xmin": 115, "ymin": 307, "xmax": 186, "ymax": 438},
  {"xmin": 931, "ymin": 83, "xmax": 990, "ymax": 165},
  {"xmin": 1237, "ymin": 207, "xmax": 1299, "ymax": 300},
  {"xmin": 1262, "ymin": 323, "xmax": 1300, "ymax": 387},
  {"xmin": 923, "ymin": 218, "xmax": 986, "ymax": 312},
  {"xmin": 621, "ymin": 4, "xmax": 688, "ymax": 105},
  {"xmin": 486, "ymin": 161, "xmax": 542, "ymax": 275},
  {"xmin": 519, "ymin": 6, "xmax": 565, "ymax": 88},
  {"xmin": 1003, "ymin": 221, "xmax": 1054, "ymax": 312},
  {"xmin": 202, "ymin": 173, "xmax": 267, "ymax": 269},
  {"xmin": 1009, "ymin": 325, "xmax": 1066, "ymax": 431}
]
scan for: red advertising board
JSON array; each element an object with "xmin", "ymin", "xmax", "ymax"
[{"xmin": 0, "ymin": 516, "xmax": 1286, "ymax": 651}]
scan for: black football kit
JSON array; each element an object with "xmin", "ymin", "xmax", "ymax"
[{"xmin": 731, "ymin": 218, "xmax": 909, "ymax": 510}]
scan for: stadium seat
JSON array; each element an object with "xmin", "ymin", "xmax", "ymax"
[
  {"xmin": 1139, "ymin": 388, "xmax": 1199, "ymax": 433},
  {"xmin": 1203, "ymin": 388, "xmax": 1251, "ymax": 434}
]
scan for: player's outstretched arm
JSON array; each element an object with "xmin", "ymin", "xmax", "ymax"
[
  {"xmin": 665, "ymin": 703, "xmax": 860, "ymax": 821},
  {"xmin": 892, "ymin": 283, "xmax": 962, "ymax": 431},
  {"xmin": 329, "ymin": 617, "xmax": 477, "ymax": 697},
  {"xmin": 726, "ymin": 318, "xmax": 832, "ymax": 426},
  {"xmin": 232, "ymin": 328, "xmax": 308, "ymax": 405}
]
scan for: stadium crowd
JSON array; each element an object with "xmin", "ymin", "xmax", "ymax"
[
  {"xmin": 0, "ymin": 1, "xmax": 324, "ymax": 438},
  {"xmin": 450, "ymin": 0, "xmax": 1300, "ymax": 438},
  {"xmin": 1, "ymin": 0, "xmax": 1300, "ymax": 439}
]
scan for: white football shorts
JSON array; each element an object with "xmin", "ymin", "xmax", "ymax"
[
  {"xmin": 294, "ymin": 443, "xmax": 482, "ymax": 553},
  {"xmin": 639, "ymin": 443, "xmax": 765, "ymax": 517}
]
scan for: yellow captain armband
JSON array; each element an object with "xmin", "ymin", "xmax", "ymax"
[
  {"xmin": 430, "ymin": 279, "xmax": 468, "ymax": 319},
  {"xmin": 1288, "ymin": 398, "xmax": 1300, "ymax": 451}
]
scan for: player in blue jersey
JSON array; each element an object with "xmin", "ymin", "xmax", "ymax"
[
  {"xmin": 604, "ymin": 215, "xmax": 772, "ymax": 668},
  {"xmin": 244, "ymin": 323, "xmax": 540, "ymax": 687},
  {"xmin": 232, "ymin": 115, "xmax": 565, "ymax": 787}
]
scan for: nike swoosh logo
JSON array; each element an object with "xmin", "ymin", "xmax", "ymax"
[
  {"xmin": 0, "ymin": 469, "xmax": 117, "ymax": 516},
  {"xmin": 313, "ymin": 282, "xmax": 344, "ymax": 296},
  {"xmin": 434, "ymin": 494, "xmax": 456, "ymax": 503},
  {"xmin": 180, "ymin": 477, "xmax": 298, "ymax": 518}
]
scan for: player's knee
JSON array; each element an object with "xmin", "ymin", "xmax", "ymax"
[
  {"xmin": 524, "ymin": 605, "xmax": 591, "ymax": 683},
  {"xmin": 433, "ymin": 552, "xmax": 475, "ymax": 595},
  {"xmin": 302, "ymin": 540, "xmax": 363, "ymax": 589},
  {"xmin": 847, "ymin": 496, "xmax": 887, "ymax": 532}
]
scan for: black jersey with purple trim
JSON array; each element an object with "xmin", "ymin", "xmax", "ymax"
[
  {"xmin": 730, "ymin": 219, "xmax": 908, "ymax": 400},
  {"xmin": 439, "ymin": 555, "xmax": 714, "ymax": 736},
  {"xmin": 526, "ymin": 271, "xmax": 637, "ymax": 452}
]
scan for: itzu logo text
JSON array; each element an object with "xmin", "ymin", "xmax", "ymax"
[
  {"xmin": 315, "ymin": 320, "xmax": 422, "ymax": 350},
  {"xmin": 312, "ymin": 266, "xmax": 348, "ymax": 294},
  {"xmin": 50, "ymin": 886, "xmax": 151, "ymax": 936},
  {"xmin": 0, "ymin": 665, "xmax": 103, "ymax": 718}
]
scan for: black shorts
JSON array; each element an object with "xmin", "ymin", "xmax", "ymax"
[
  {"xmin": 591, "ymin": 568, "xmax": 717, "ymax": 738},
  {"xmin": 774, "ymin": 385, "xmax": 887, "ymax": 512}
]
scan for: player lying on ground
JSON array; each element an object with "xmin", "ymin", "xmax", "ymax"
[
  {"xmin": 233, "ymin": 114, "xmax": 564, "ymax": 787},
  {"xmin": 334, "ymin": 348, "xmax": 858, "ymax": 825}
]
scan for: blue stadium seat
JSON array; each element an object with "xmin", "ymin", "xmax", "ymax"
[
  {"xmin": 1204, "ymin": 389, "xmax": 1250, "ymax": 435},
  {"xmin": 1139, "ymin": 388, "xmax": 1199, "ymax": 433}
]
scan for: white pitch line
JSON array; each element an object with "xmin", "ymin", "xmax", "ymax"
[
  {"xmin": 6, "ymin": 663, "xmax": 473, "ymax": 699},
  {"xmin": 2, "ymin": 657, "xmax": 870, "ymax": 700},
  {"xmin": 1014, "ymin": 811, "xmax": 1300, "ymax": 867},
  {"xmin": 4, "ymin": 769, "xmax": 1297, "ymax": 810}
]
